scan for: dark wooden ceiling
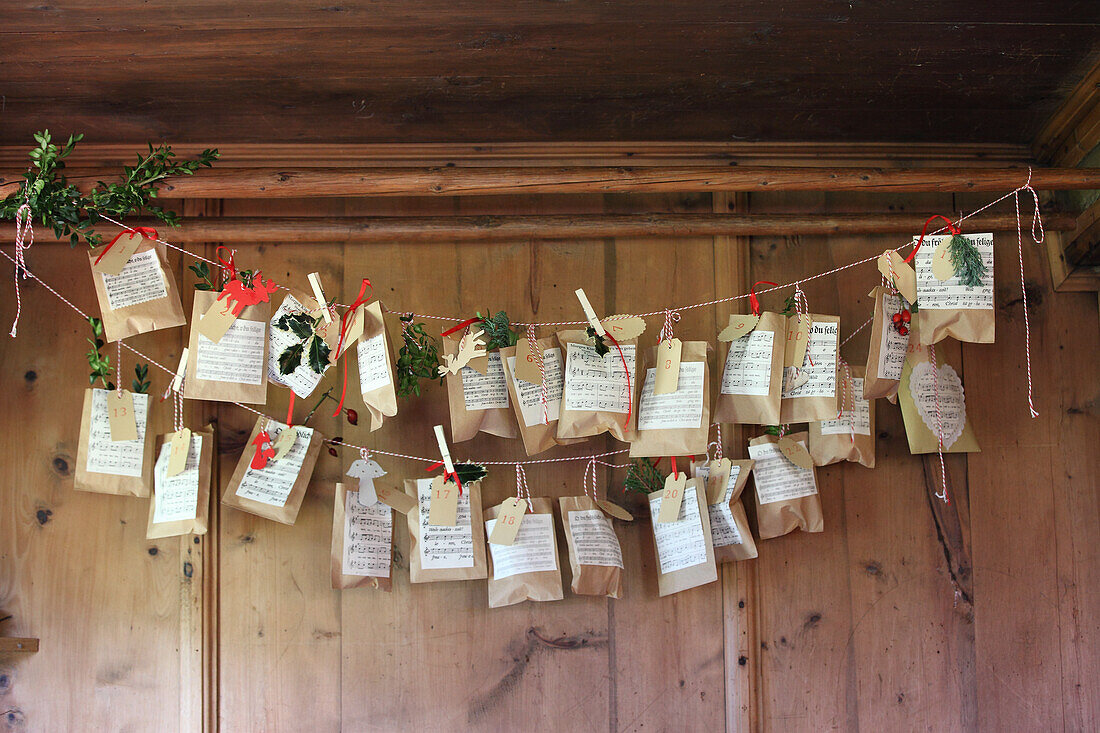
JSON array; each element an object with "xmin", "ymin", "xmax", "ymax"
[{"xmin": 3, "ymin": 1, "xmax": 1099, "ymax": 146}]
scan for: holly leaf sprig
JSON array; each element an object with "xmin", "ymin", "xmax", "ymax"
[
  {"xmin": 189, "ymin": 262, "xmax": 217, "ymax": 291},
  {"xmin": 85, "ymin": 317, "xmax": 114, "ymax": 390},
  {"xmin": 451, "ymin": 462, "xmax": 488, "ymax": 486},
  {"xmin": 396, "ymin": 315, "xmax": 443, "ymax": 398},
  {"xmin": 274, "ymin": 312, "xmax": 331, "ymax": 375},
  {"xmin": 585, "ymin": 326, "xmax": 610, "ymax": 357},
  {"xmin": 131, "ymin": 364, "xmax": 150, "ymax": 394},
  {"xmin": 476, "ymin": 310, "xmax": 519, "ymax": 350},
  {"xmin": 624, "ymin": 457, "xmax": 665, "ymax": 495},
  {"xmin": 947, "ymin": 234, "xmax": 987, "ymax": 288},
  {"xmin": 0, "ymin": 130, "xmax": 218, "ymax": 247}
]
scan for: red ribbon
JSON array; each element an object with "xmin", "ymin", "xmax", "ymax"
[
  {"xmin": 604, "ymin": 331, "xmax": 633, "ymax": 429},
  {"xmin": 906, "ymin": 215, "xmax": 960, "ymax": 264},
  {"xmin": 215, "ymin": 245, "xmax": 238, "ymax": 282},
  {"xmin": 93, "ymin": 226, "xmax": 159, "ymax": 266},
  {"xmin": 670, "ymin": 456, "xmax": 679, "ymax": 480},
  {"xmin": 286, "ymin": 393, "xmax": 296, "ymax": 427},
  {"xmin": 749, "ymin": 280, "xmax": 779, "ymax": 316},
  {"xmin": 425, "ymin": 460, "xmax": 464, "ymax": 495},
  {"xmin": 441, "ymin": 317, "xmax": 481, "ymax": 338},
  {"xmin": 331, "ymin": 278, "xmax": 374, "ymax": 418}
]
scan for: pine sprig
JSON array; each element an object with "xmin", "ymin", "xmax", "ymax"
[
  {"xmin": 85, "ymin": 317, "xmax": 114, "ymax": 390},
  {"xmin": 0, "ymin": 130, "xmax": 218, "ymax": 247},
  {"xmin": 947, "ymin": 234, "xmax": 987, "ymax": 288},
  {"xmin": 396, "ymin": 315, "xmax": 442, "ymax": 398},
  {"xmin": 624, "ymin": 457, "xmax": 665, "ymax": 495},
  {"xmin": 476, "ymin": 310, "xmax": 519, "ymax": 350}
]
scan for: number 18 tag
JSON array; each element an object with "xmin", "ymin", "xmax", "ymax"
[
  {"xmin": 488, "ymin": 497, "xmax": 527, "ymax": 545},
  {"xmin": 427, "ymin": 475, "xmax": 459, "ymax": 526},
  {"xmin": 107, "ymin": 390, "xmax": 138, "ymax": 442}
]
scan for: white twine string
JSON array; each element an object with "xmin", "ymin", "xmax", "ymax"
[
  {"xmin": 172, "ymin": 384, "xmax": 184, "ymax": 433},
  {"xmin": 837, "ymin": 358, "xmax": 856, "ymax": 443},
  {"xmin": 1014, "ymin": 174, "xmax": 1044, "ymax": 419},
  {"xmin": 526, "ymin": 324, "xmax": 549, "ymax": 425},
  {"xmin": 657, "ymin": 309, "xmax": 680, "ymax": 345},
  {"xmin": 514, "ymin": 463, "xmax": 533, "ymax": 509},
  {"xmin": 116, "ymin": 340, "xmax": 123, "ymax": 395},
  {"xmin": 9, "ymin": 201, "xmax": 33, "ymax": 337},
  {"xmin": 928, "ymin": 343, "xmax": 949, "ymax": 504}
]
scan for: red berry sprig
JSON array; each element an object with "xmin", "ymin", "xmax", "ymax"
[{"xmin": 891, "ymin": 308, "xmax": 911, "ymax": 336}]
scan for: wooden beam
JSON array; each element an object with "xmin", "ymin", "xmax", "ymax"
[
  {"xmin": 1033, "ymin": 56, "xmax": 1100, "ymax": 166},
  {"xmin": 3, "ymin": 166, "xmax": 1097, "ymax": 200},
  {"xmin": 3, "ymin": 212, "xmax": 1075, "ymax": 244},
  {"xmin": 0, "ymin": 637, "xmax": 39, "ymax": 654}
]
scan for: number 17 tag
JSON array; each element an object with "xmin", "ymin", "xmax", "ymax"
[
  {"xmin": 427, "ymin": 475, "xmax": 459, "ymax": 526},
  {"xmin": 107, "ymin": 390, "xmax": 138, "ymax": 442},
  {"xmin": 489, "ymin": 497, "xmax": 527, "ymax": 545}
]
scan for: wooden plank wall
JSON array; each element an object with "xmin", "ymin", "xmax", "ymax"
[{"xmin": 1, "ymin": 189, "xmax": 1097, "ymax": 732}]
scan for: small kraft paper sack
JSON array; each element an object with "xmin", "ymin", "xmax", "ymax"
[
  {"xmin": 555, "ymin": 330, "xmax": 639, "ymax": 443},
  {"xmin": 863, "ymin": 286, "xmax": 910, "ymax": 399},
  {"xmin": 648, "ymin": 477, "xmax": 718, "ymax": 596},
  {"xmin": 558, "ymin": 496, "xmax": 624, "ymax": 598},
  {"xmin": 267, "ymin": 288, "xmax": 341, "ymax": 399},
  {"xmin": 331, "ymin": 482, "xmax": 394, "ymax": 591},
  {"xmin": 898, "ymin": 322, "xmax": 980, "ymax": 455},
  {"xmin": 809, "ymin": 365, "xmax": 876, "ymax": 468},
  {"xmin": 748, "ymin": 433, "xmax": 823, "ymax": 539},
  {"xmin": 912, "ymin": 232, "xmax": 995, "ymax": 345},
  {"xmin": 499, "ymin": 337, "xmax": 585, "ymax": 456},
  {"xmin": 485, "ymin": 497, "xmax": 564, "ymax": 608},
  {"xmin": 355, "ymin": 301, "xmax": 398, "ymax": 431},
  {"xmin": 146, "ymin": 427, "xmax": 214, "ymax": 539},
  {"xmin": 88, "ymin": 235, "xmax": 186, "ymax": 343},
  {"xmin": 404, "ymin": 477, "xmax": 488, "ymax": 583},
  {"xmin": 714, "ymin": 311, "xmax": 786, "ymax": 425},
  {"xmin": 629, "ymin": 341, "xmax": 711, "ymax": 458},
  {"xmin": 75, "ymin": 387, "xmax": 154, "ymax": 497},
  {"xmin": 780, "ymin": 314, "xmax": 840, "ymax": 423},
  {"xmin": 221, "ymin": 417, "xmax": 323, "ymax": 525},
  {"xmin": 690, "ymin": 457, "xmax": 758, "ymax": 563},
  {"xmin": 443, "ymin": 334, "xmax": 518, "ymax": 443},
  {"xmin": 186, "ymin": 289, "xmax": 270, "ymax": 404}
]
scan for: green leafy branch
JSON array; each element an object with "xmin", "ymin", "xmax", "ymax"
[
  {"xmin": 476, "ymin": 310, "xmax": 519, "ymax": 350},
  {"xmin": 189, "ymin": 262, "xmax": 217, "ymax": 291},
  {"xmin": 396, "ymin": 314, "xmax": 442, "ymax": 398},
  {"xmin": 85, "ymin": 317, "xmax": 114, "ymax": 390},
  {"xmin": 624, "ymin": 457, "xmax": 665, "ymax": 495},
  {"xmin": 1, "ymin": 130, "xmax": 218, "ymax": 247},
  {"xmin": 947, "ymin": 234, "xmax": 987, "ymax": 288},
  {"xmin": 274, "ymin": 312, "xmax": 331, "ymax": 375}
]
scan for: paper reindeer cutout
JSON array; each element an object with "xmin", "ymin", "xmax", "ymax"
[
  {"xmin": 218, "ymin": 272, "xmax": 280, "ymax": 317},
  {"xmin": 250, "ymin": 430, "xmax": 276, "ymax": 470},
  {"xmin": 438, "ymin": 329, "xmax": 487, "ymax": 376},
  {"xmin": 347, "ymin": 457, "xmax": 386, "ymax": 506}
]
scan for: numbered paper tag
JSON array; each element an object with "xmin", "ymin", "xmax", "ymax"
[
  {"xmin": 377, "ymin": 485, "xmax": 417, "ymax": 515},
  {"xmin": 705, "ymin": 458, "xmax": 733, "ymax": 505},
  {"xmin": 196, "ymin": 296, "xmax": 239, "ymax": 344},
  {"xmin": 488, "ymin": 497, "xmax": 527, "ymax": 545},
  {"xmin": 270, "ymin": 426, "xmax": 298, "ymax": 462},
  {"xmin": 107, "ymin": 390, "xmax": 138, "ymax": 442},
  {"xmin": 167, "ymin": 428, "xmax": 192, "ymax": 477},
  {"xmin": 877, "ymin": 250, "xmax": 917, "ymax": 304},
  {"xmin": 931, "ymin": 240, "xmax": 956, "ymax": 282},
  {"xmin": 654, "ymin": 337, "xmax": 682, "ymax": 395},
  {"xmin": 596, "ymin": 499, "xmax": 634, "ymax": 521},
  {"xmin": 784, "ymin": 314, "xmax": 811, "ymax": 367},
  {"xmin": 718, "ymin": 314, "xmax": 760, "ymax": 341},
  {"xmin": 514, "ymin": 337, "xmax": 543, "ymax": 385},
  {"xmin": 92, "ymin": 232, "xmax": 146, "ymax": 276},
  {"xmin": 778, "ymin": 435, "xmax": 814, "ymax": 469},
  {"xmin": 657, "ymin": 472, "xmax": 687, "ymax": 523},
  {"xmin": 602, "ymin": 314, "xmax": 647, "ymax": 341},
  {"xmin": 427, "ymin": 475, "xmax": 459, "ymax": 526}
]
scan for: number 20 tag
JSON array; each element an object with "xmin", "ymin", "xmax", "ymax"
[{"xmin": 489, "ymin": 497, "xmax": 527, "ymax": 545}]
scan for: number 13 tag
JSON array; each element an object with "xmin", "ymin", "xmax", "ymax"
[
  {"xmin": 107, "ymin": 390, "xmax": 138, "ymax": 442},
  {"xmin": 654, "ymin": 337, "xmax": 682, "ymax": 395},
  {"xmin": 488, "ymin": 497, "xmax": 527, "ymax": 545},
  {"xmin": 427, "ymin": 475, "xmax": 459, "ymax": 526}
]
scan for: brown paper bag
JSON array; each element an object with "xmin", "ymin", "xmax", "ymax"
[
  {"xmin": 898, "ymin": 324, "xmax": 980, "ymax": 455},
  {"xmin": 221, "ymin": 417, "xmax": 323, "ymax": 525},
  {"xmin": 405, "ymin": 478, "xmax": 488, "ymax": 583},
  {"xmin": 809, "ymin": 366, "xmax": 876, "ymax": 468},
  {"xmin": 559, "ymin": 496, "xmax": 624, "ymax": 598},
  {"xmin": 629, "ymin": 341, "xmax": 711, "ymax": 458},
  {"xmin": 485, "ymin": 497, "xmax": 564, "ymax": 608},
  {"xmin": 748, "ymin": 433, "xmax": 823, "ymax": 539},
  {"xmin": 185, "ymin": 290, "xmax": 270, "ymax": 404},
  {"xmin": 88, "ymin": 239, "xmax": 186, "ymax": 343},
  {"xmin": 443, "ymin": 335, "xmax": 518, "ymax": 443},
  {"xmin": 267, "ymin": 288, "xmax": 341, "ymax": 399},
  {"xmin": 863, "ymin": 286, "xmax": 910, "ymax": 400},
  {"xmin": 913, "ymin": 232, "xmax": 995, "ymax": 345},
  {"xmin": 690, "ymin": 458, "xmax": 758, "ymax": 563},
  {"xmin": 74, "ymin": 388, "xmax": 154, "ymax": 497},
  {"xmin": 499, "ymin": 339, "xmax": 586, "ymax": 455},
  {"xmin": 146, "ymin": 428, "xmax": 214, "ymax": 539},
  {"xmin": 355, "ymin": 302, "xmax": 398, "ymax": 431},
  {"xmin": 331, "ymin": 482, "xmax": 394, "ymax": 591},
  {"xmin": 647, "ymin": 478, "xmax": 718, "ymax": 596},
  {"xmin": 555, "ymin": 329, "xmax": 639, "ymax": 442},
  {"xmin": 714, "ymin": 311, "xmax": 786, "ymax": 425},
  {"xmin": 780, "ymin": 314, "xmax": 840, "ymax": 424}
]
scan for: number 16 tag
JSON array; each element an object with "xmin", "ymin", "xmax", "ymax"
[
  {"xmin": 107, "ymin": 390, "xmax": 138, "ymax": 442},
  {"xmin": 489, "ymin": 497, "xmax": 527, "ymax": 545},
  {"xmin": 654, "ymin": 337, "xmax": 682, "ymax": 395},
  {"xmin": 427, "ymin": 475, "xmax": 459, "ymax": 526}
]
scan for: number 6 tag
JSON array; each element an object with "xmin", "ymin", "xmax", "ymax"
[
  {"xmin": 427, "ymin": 475, "xmax": 459, "ymax": 526},
  {"xmin": 489, "ymin": 497, "xmax": 527, "ymax": 545},
  {"xmin": 514, "ymin": 337, "xmax": 543, "ymax": 385}
]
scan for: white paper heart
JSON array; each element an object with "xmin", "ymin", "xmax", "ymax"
[{"xmin": 910, "ymin": 362, "xmax": 966, "ymax": 449}]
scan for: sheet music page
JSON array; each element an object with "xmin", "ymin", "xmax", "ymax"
[
  {"xmin": 914, "ymin": 233, "xmax": 994, "ymax": 310},
  {"xmin": 567, "ymin": 509, "xmax": 624, "ymax": 568},
  {"xmin": 636, "ymin": 361, "xmax": 705, "ymax": 430},
  {"xmin": 563, "ymin": 342, "xmax": 637, "ymax": 414},
  {"xmin": 782, "ymin": 320, "xmax": 838, "ymax": 399},
  {"xmin": 720, "ymin": 329, "xmax": 774, "ymax": 396},
  {"xmin": 819, "ymin": 377, "xmax": 872, "ymax": 435},
  {"xmin": 86, "ymin": 390, "xmax": 148, "ymax": 477},
  {"xmin": 417, "ymin": 478, "xmax": 475, "ymax": 569},
  {"xmin": 342, "ymin": 492, "xmax": 392, "ymax": 577},
  {"xmin": 357, "ymin": 333, "xmax": 391, "ymax": 393},
  {"xmin": 748, "ymin": 441, "xmax": 818, "ymax": 504},
  {"xmin": 196, "ymin": 318, "xmax": 265, "ymax": 385},
  {"xmin": 507, "ymin": 348, "xmax": 565, "ymax": 427},
  {"xmin": 486, "ymin": 513, "xmax": 557, "ymax": 579},
  {"xmin": 877, "ymin": 293, "xmax": 908, "ymax": 380},
  {"xmin": 152, "ymin": 434, "xmax": 202, "ymax": 523},
  {"xmin": 648, "ymin": 484, "xmax": 708, "ymax": 574},
  {"xmin": 234, "ymin": 424, "xmax": 313, "ymax": 507},
  {"xmin": 267, "ymin": 293, "xmax": 329, "ymax": 397},
  {"xmin": 101, "ymin": 250, "xmax": 168, "ymax": 310},
  {"xmin": 461, "ymin": 352, "xmax": 510, "ymax": 411},
  {"xmin": 708, "ymin": 500, "xmax": 743, "ymax": 547}
]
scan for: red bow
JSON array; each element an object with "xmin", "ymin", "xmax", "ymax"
[
  {"xmin": 331, "ymin": 278, "xmax": 374, "ymax": 418},
  {"xmin": 93, "ymin": 227, "xmax": 159, "ymax": 266}
]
